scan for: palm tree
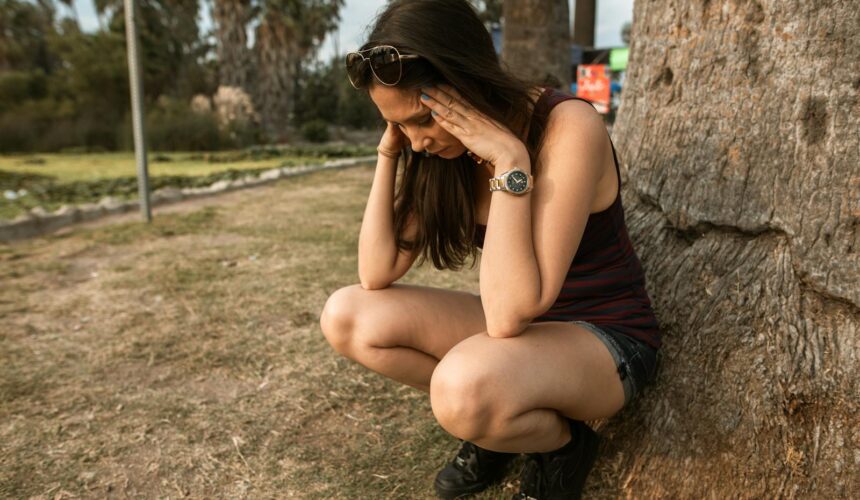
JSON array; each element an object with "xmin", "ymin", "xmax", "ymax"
[
  {"xmin": 602, "ymin": 0, "xmax": 859, "ymax": 496},
  {"xmin": 212, "ymin": 0, "xmax": 254, "ymax": 90},
  {"xmin": 253, "ymin": 0, "xmax": 342, "ymax": 140},
  {"xmin": 501, "ymin": 0, "xmax": 570, "ymax": 89}
]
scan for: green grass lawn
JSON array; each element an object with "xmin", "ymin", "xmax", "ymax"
[
  {"xmin": 0, "ymin": 146, "xmax": 375, "ymax": 220},
  {"xmin": 1, "ymin": 152, "xmax": 311, "ymax": 183}
]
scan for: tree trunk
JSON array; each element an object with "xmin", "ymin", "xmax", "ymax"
[
  {"xmin": 571, "ymin": 0, "xmax": 596, "ymax": 47},
  {"xmin": 213, "ymin": 0, "xmax": 252, "ymax": 90},
  {"xmin": 252, "ymin": 1, "xmax": 342, "ymax": 142},
  {"xmin": 594, "ymin": 0, "xmax": 859, "ymax": 497},
  {"xmin": 254, "ymin": 15, "xmax": 298, "ymax": 141},
  {"xmin": 502, "ymin": 0, "xmax": 570, "ymax": 89}
]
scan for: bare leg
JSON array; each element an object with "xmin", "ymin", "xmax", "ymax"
[
  {"xmin": 320, "ymin": 283, "xmax": 487, "ymax": 393},
  {"xmin": 429, "ymin": 324, "xmax": 625, "ymax": 453},
  {"xmin": 353, "ymin": 344, "xmax": 439, "ymax": 392}
]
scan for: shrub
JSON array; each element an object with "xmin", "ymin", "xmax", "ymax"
[
  {"xmin": 145, "ymin": 98, "xmax": 227, "ymax": 151},
  {"xmin": 0, "ymin": 71, "xmax": 47, "ymax": 114},
  {"xmin": 0, "ymin": 114, "xmax": 37, "ymax": 152},
  {"xmin": 300, "ymin": 120, "xmax": 330, "ymax": 143}
]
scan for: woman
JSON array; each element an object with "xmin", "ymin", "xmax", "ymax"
[{"xmin": 319, "ymin": 1, "xmax": 661, "ymax": 498}]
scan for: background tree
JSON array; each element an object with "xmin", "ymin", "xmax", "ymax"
[
  {"xmin": 0, "ymin": 0, "xmax": 222, "ymax": 152},
  {"xmin": 584, "ymin": 1, "xmax": 858, "ymax": 497},
  {"xmin": 97, "ymin": 0, "xmax": 206, "ymax": 99},
  {"xmin": 212, "ymin": 0, "xmax": 254, "ymax": 91},
  {"xmin": 0, "ymin": 0, "xmax": 58, "ymax": 72},
  {"xmin": 253, "ymin": 0, "xmax": 343, "ymax": 140},
  {"xmin": 571, "ymin": 0, "xmax": 595, "ymax": 47},
  {"xmin": 502, "ymin": 0, "xmax": 570, "ymax": 89}
]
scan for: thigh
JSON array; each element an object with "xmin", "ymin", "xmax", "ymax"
[
  {"xmin": 321, "ymin": 283, "xmax": 487, "ymax": 359},
  {"xmin": 433, "ymin": 321, "xmax": 626, "ymax": 421}
]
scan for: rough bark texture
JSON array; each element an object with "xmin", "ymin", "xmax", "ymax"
[
  {"xmin": 502, "ymin": 0, "xmax": 571, "ymax": 88},
  {"xmin": 592, "ymin": 1, "xmax": 859, "ymax": 498},
  {"xmin": 255, "ymin": 14, "xmax": 298, "ymax": 141},
  {"xmin": 213, "ymin": 0, "xmax": 253, "ymax": 90},
  {"xmin": 252, "ymin": 0, "xmax": 341, "ymax": 141}
]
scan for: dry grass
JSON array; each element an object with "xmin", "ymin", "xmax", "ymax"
[{"xmin": 0, "ymin": 164, "xmax": 530, "ymax": 499}]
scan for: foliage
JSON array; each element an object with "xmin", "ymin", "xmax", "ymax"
[
  {"xmin": 144, "ymin": 98, "xmax": 229, "ymax": 151},
  {"xmin": 0, "ymin": 0, "xmax": 368, "ymax": 153},
  {"xmin": 300, "ymin": 119, "xmax": 330, "ymax": 143},
  {"xmin": 0, "ymin": 0, "xmax": 218, "ymax": 153},
  {"xmin": 294, "ymin": 58, "xmax": 382, "ymax": 130}
]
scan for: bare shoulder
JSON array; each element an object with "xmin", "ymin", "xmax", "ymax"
[
  {"xmin": 538, "ymin": 96, "xmax": 616, "ymax": 212},
  {"xmin": 545, "ymin": 97, "xmax": 606, "ymax": 141}
]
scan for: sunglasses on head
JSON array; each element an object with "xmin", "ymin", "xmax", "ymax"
[{"xmin": 346, "ymin": 45, "xmax": 420, "ymax": 89}]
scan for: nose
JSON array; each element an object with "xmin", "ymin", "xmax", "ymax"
[{"xmin": 406, "ymin": 128, "xmax": 433, "ymax": 153}]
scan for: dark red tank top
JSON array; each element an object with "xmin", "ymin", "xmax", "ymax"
[{"xmin": 473, "ymin": 89, "xmax": 662, "ymax": 349}]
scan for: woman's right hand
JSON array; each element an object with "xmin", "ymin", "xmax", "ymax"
[{"xmin": 378, "ymin": 121, "xmax": 407, "ymax": 157}]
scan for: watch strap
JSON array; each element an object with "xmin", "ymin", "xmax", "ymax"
[
  {"xmin": 488, "ymin": 168, "xmax": 533, "ymax": 193},
  {"xmin": 488, "ymin": 176, "xmax": 507, "ymax": 192}
]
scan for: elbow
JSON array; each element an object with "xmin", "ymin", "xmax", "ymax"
[
  {"xmin": 360, "ymin": 278, "xmax": 392, "ymax": 290},
  {"xmin": 486, "ymin": 316, "xmax": 530, "ymax": 339}
]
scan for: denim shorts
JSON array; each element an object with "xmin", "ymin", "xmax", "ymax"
[{"xmin": 572, "ymin": 320, "xmax": 659, "ymax": 407}]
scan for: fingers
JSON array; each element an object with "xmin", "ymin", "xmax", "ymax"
[
  {"xmin": 420, "ymin": 85, "xmax": 471, "ymax": 121},
  {"xmin": 429, "ymin": 107, "xmax": 467, "ymax": 136}
]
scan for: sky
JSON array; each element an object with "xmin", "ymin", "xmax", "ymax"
[{"xmin": 71, "ymin": 0, "xmax": 634, "ymax": 60}]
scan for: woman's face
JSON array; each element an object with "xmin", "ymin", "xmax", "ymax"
[{"xmin": 369, "ymin": 84, "xmax": 467, "ymax": 159}]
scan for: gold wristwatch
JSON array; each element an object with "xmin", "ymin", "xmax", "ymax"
[{"xmin": 488, "ymin": 167, "xmax": 533, "ymax": 195}]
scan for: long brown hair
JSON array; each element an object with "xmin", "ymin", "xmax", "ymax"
[{"xmin": 357, "ymin": 0, "xmax": 550, "ymax": 270}]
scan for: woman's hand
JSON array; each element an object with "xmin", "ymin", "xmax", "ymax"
[
  {"xmin": 378, "ymin": 120, "xmax": 408, "ymax": 157},
  {"xmin": 420, "ymin": 84, "xmax": 528, "ymax": 169}
]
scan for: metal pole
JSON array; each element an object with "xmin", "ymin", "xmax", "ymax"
[{"xmin": 124, "ymin": 0, "xmax": 152, "ymax": 222}]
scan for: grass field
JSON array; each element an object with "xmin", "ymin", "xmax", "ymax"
[
  {"xmin": 0, "ymin": 146, "xmax": 375, "ymax": 220},
  {"xmin": 1, "ymin": 151, "xmax": 316, "ymax": 183},
  {"xmin": 0, "ymin": 164, "xmax": 555, "ymax": 499}
]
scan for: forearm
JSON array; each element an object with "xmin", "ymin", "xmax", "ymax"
[
  {"xmin": 479, "ymin": 151, "xmax": 541, "ymax": 337},
  {"xmin": 357, "ymin": 153, "xmax": 400, "ymax": 288}
]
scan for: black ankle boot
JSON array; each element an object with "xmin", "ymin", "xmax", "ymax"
[
  {"xmin": 434, "ymin": 440, "xmax": 519, "ymax": 499},
  {"xmin": 512, "ymin": 419, "xmax": 601, "ymax": 500}
]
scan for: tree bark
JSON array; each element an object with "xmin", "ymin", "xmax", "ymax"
[
  {"xmin": 255, "ymin": 13, "xmax": 297, "ymax": 141},
  {"xmin": 571, "ymin": 0, "xmax": 596, "ymax": 47},
  {"xmin": 252, "ymin": 0, "xmax": 342, "ymax": 141},
  {"xmin": 212, "ymin": 0, "xmax": 252, "ymax": 90},
  {"xmin": 593, "ymin": 0, "xmax": 859, "ymax": 497},
  {"xmin": 502, "ymin": 0, "xmax": 570, "ymax": 89}
]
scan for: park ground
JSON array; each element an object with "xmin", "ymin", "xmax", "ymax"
[
  {"xmin": 1, "ymin": 163, "xmax": 634, "ymax": 499},
  {"xmin": 0, "ymin": 146, "xmax": 374, "ymax": 220}
]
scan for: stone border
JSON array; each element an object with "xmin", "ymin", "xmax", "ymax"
[{"xmin": 0, "ymin": 156, "xmax": 376, "ymax": 243}]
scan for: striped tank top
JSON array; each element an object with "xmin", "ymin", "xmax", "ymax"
[{"xmin": 473, "ymin": 89, "xmax": 662, "ymax": 350}]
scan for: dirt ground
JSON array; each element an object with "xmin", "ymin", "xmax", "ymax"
[{"xmin": 0, "ymin": 164, "xmax": 548, "ymax": 499}]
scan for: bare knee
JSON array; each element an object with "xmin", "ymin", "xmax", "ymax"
[
  {"xmin": 430, "ymin": 352, "xmax": 497, "ymax": 442},
  {"xmin": 319, "ymin": 284, "xmax": 364, "ymax": 356}
]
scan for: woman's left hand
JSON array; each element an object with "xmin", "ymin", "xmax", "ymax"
[{"xmin": 420, "ymin": 84, "xmax": 527, "ymax": 168}]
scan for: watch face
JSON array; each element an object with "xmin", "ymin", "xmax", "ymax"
[{"xmin": 506, "ymin": 170, "xmax": 530, "ymax": 193}]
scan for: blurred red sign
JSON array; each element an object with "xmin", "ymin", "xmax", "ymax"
[{"xmin": 576, "ymin": 64, "xmax": 610, "ymax": 114}]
